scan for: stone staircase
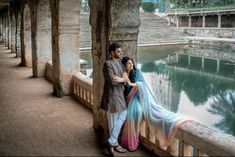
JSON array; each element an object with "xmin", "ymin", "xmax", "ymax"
[
  {"xmin": 79, "ymin": 12, "xmax": 188, "ymax": 48},
  {"xmin": 138, "ymin": 13, "xmax": 188, "ymax": 45}
]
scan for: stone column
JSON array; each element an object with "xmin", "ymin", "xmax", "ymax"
[
  {"xmin": 5, "ymin": 15, "xmax": 9, "ymax": 47},
  {"xmin": 11, "ymin": 15, "xmax": 16, "ymax": 54},
  {"xmin": 89, "ymin": 0, "xmax": 141, "ymax": 139},
  {"xmin": 218, "ymin": 14, "xmax": 221, "ymax": 28},
  {"xmin": 15, "ymin": 13, "xmax": 21, "ymax": 58},
  {"xmin": 176, "ymin": 15, "xmax": 179, "ymax": 28},
  {"xmin": 8, "ymin": 10, "xmax": 11, "ymax": 50},
  {"xmin": 202, "ymin": 14, "xmax": 205, "ymax": 28},
  {"xmin": 189, "ymin": 15, "xmax": 192, "ymax": 28},
  {"xmin": 4, "ymin": 17, "xmax": 7, "ymax": 46},
  {"xmin": 7, "ymin": 6, "xmax": 11, "ymax": 49},
  {"xmin": 35, "ymin": 0, "xmax": 52, "ymax": 77},
  {"xmin": 0, "ymin": 18, "xmax": 2, "ymax": 42},
  {"xmin": 23, "ymin": 4, "xmax": 32, "ymax": 68},
  {"xmin": 51, "ymin": 0, "xmax": 82, "ymax": 97}
]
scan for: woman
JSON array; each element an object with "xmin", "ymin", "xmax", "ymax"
[{"xmin": 114, "ymin": 56, "xmax": 190, "ymax": 152}]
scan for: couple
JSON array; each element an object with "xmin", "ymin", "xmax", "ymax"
[{"xmin": 101, "ymin": 43, "xmax": 189, "ymax": 155}]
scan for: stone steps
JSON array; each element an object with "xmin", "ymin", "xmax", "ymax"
[{"xmin": 79, "ymin": 13, "xmax": 188, "ymax": 48}]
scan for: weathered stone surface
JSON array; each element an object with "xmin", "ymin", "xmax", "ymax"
[
  {"xmin": 35, "ymin": 0, "xmax": 52, "ymax": 77},
  {"xmin": 22, "ymin": 4, "xmax": 32, "ymax": 68},
  {"xmin": 185, "ymin": 28, "xmax": 235, "ymax": 38},
  {"xmin": 51, "ymin": 0, "xmax": 82, "ymax": 96}
]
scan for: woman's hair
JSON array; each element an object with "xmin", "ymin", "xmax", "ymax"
[{"xmin": 121, "ymin": 56, "xmax": 136, "ymax": 83}]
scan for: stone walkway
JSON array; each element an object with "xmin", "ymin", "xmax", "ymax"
[{"xmin": 0, "ymin": 44, "xmax": 150, "ymax": 156}]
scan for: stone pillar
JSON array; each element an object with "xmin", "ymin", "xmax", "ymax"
[
  {"xmin": 8, "ymin": 10, "xmax": 11, "ymax": 49},
  {"xmin": 5, "ymin": 15, "xmax": 9, "ymax": 47},
  {"xmin": 202, "ymin": 14, "xmax": 205, "ymax": 28},
  {"xmin": 11, "ymin": 15, "xmax": 16, "ymax": 54},
  {"xmin": 0, "ymin": 18, "xmax": 2, "ymax": 42},
  {"xmin": 7, "ymin": 6, "xmax": 11, "ymax": 49},
  {"xmin": 23, "ymin": 4, "xmax": 32, "ymax": 68},
  {"xmin": 218, "ymin": 14, "xmax": 221, "ymax": 28},
  {"xmin": 35, "ymin": 0, "xmax": 52, "ymax": 77},
  {"xmin": 15, "ymin": 13, "xmax": 21, "ymax": 58},
  {"xmin": 176, "ymin": 15, "xmax": 179, "ymax": 28},
  {"xmin": 89, "ymin": 0, "xmax": 141, "ymax": 139},
  {"xmin": 4, "ymin": 17, "xmax": 7, "ymax": 46},
  {"xmin": 189, "ymin": 15, "xmax": 192, "ymax": 28},
  {"xmin": 51, "ymin": 0, "xmax": 82, "ymax": 97}
]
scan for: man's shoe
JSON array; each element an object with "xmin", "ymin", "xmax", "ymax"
[
  {"xmin": 104, "ymin": 142, "xmax": 114, "ymax": 156},
  {"xmin": 114, "ymin": 145, "xmax": 127, "ymax": 153}
]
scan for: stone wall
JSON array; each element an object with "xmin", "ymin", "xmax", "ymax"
[{"xmin": 184, "ymin": 28, "xmax": 235, "ymax": 38}]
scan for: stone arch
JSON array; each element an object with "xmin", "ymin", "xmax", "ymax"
[
  {"xmin": 35, "ymin": 0, "xmax": 52, "ymax": 77},
  {"xmin": 23, "ymin": 4, "xmax": 32, "ymax": 67}
]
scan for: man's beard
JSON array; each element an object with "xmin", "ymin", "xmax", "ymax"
[{"xmin": 114, "ymin": 54, "xmax": 120, "ymax": 59}]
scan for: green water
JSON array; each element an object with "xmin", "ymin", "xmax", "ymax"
[{"xmin": 80, "ymin": 45, "xmax": 235, "ymax": 136}]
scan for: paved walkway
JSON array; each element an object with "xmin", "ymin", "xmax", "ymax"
[{"xmin": 0, "ymin": 44, "xmax": 149, "ymax": 156}]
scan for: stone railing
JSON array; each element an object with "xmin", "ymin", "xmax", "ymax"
[
  {"xmin": 71, "ymin": 72, "xmax": 93, "ymax": 110},
  {"xmin": 167, "ymin": 7, "xmax": 235, "ymax": 15},
  {"xmin": 45, "ymin": 59, "xmax": 88, "ymax": 82},
  {"xmin": 140, "ymin": 120, "xmax": 235, "ymax": 156}
]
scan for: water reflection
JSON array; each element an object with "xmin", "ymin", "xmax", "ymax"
[
  {"xmin": 208, "ymin": 91, "xmax": 235, "ymax": 135},
  {"xmin": 138, "ymin": 46, "xmax": 235, "ymax": 136}
]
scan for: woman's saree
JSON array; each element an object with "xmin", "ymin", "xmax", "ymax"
[{"xmin": 121, "ymin": 69, "xmax": 189, "ymax": 151}]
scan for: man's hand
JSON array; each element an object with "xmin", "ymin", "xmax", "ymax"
[{"xmin": 113, "ymin": 75, "xmax": 125, "ymax": 83}]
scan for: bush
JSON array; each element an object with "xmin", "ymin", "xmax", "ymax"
[{"xmin": 142, "ymin": 2, "xmax": 155, "ymax": 12}]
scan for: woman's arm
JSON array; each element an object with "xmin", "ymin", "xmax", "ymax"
[{"xmin": 126, "ymin": 77, "xmax": 138, "ymax": 87}]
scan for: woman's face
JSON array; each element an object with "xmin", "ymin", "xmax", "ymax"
[{"xmin": 125, "ymin": 59, "xmax": 134, "ymax": 71}]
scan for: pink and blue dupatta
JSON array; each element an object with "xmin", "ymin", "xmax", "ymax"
[{"xmin": 121, "ymin": 68, "xmax": 189, "ymax": 151}]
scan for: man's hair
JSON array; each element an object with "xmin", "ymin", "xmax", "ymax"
[{"xmin": 109, "ymin": 43, "xmax": 121, "ymax": 54}]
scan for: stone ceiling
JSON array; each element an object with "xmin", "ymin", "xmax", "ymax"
[{"xmin": 0, "ymin": 0, "xmax": 11, "ymax": 10}]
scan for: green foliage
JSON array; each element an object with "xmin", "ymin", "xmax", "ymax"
[{"xmin": 142, "ymin": 2, "xmax": 156, "ymax": 12}]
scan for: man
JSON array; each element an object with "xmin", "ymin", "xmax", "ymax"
[{"xmin": 101, "ymin": 43, "xmax": 127, "ymax": 155}]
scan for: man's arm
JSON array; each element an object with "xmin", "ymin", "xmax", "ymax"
[{"xmin": 104, "ymin": 62, "xmax": 120, "ymax": 86}]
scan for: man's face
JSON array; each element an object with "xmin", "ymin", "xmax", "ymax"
[{"xmin": 112, "ymin": 48, "xmax": 122, "ymax": 59}]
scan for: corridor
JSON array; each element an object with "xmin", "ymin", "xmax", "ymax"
[{"xmin": 0, "ymin": 44, "xmax": 149, "ymax": 156}]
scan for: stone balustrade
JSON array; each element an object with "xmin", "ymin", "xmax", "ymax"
[
  {"xmin": 71, "ymin": 72, "xmax": 93, "ymax": 110},
  {"xmin": 140, "ymin": 120, "xmax": 235, "ymax": 156}
]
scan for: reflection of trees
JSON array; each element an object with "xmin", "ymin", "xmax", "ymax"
[
  {"xmin": 208, "ymin": 91, "xmax": 235, "ymax": 136},
  {"xmin": 168, "ymin": 67, "xmax": 235, "ymax": 106},
  {"xmin": 141, "ymin": 62, "xmax": 166, "ymax": 73}
]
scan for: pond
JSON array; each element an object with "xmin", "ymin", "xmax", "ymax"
[{"xmin": 80, "ymin": 44, "xmax": 235, "ymax": 137}]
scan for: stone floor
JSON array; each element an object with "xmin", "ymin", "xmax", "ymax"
[{"xmin": 0, "ymin": 44, "xmax": 150, "ymax": 156}]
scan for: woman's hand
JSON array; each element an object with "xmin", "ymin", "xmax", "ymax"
[{"xmin": 113, "ymin": 75, "xmax": 125, "ymax": 83}]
